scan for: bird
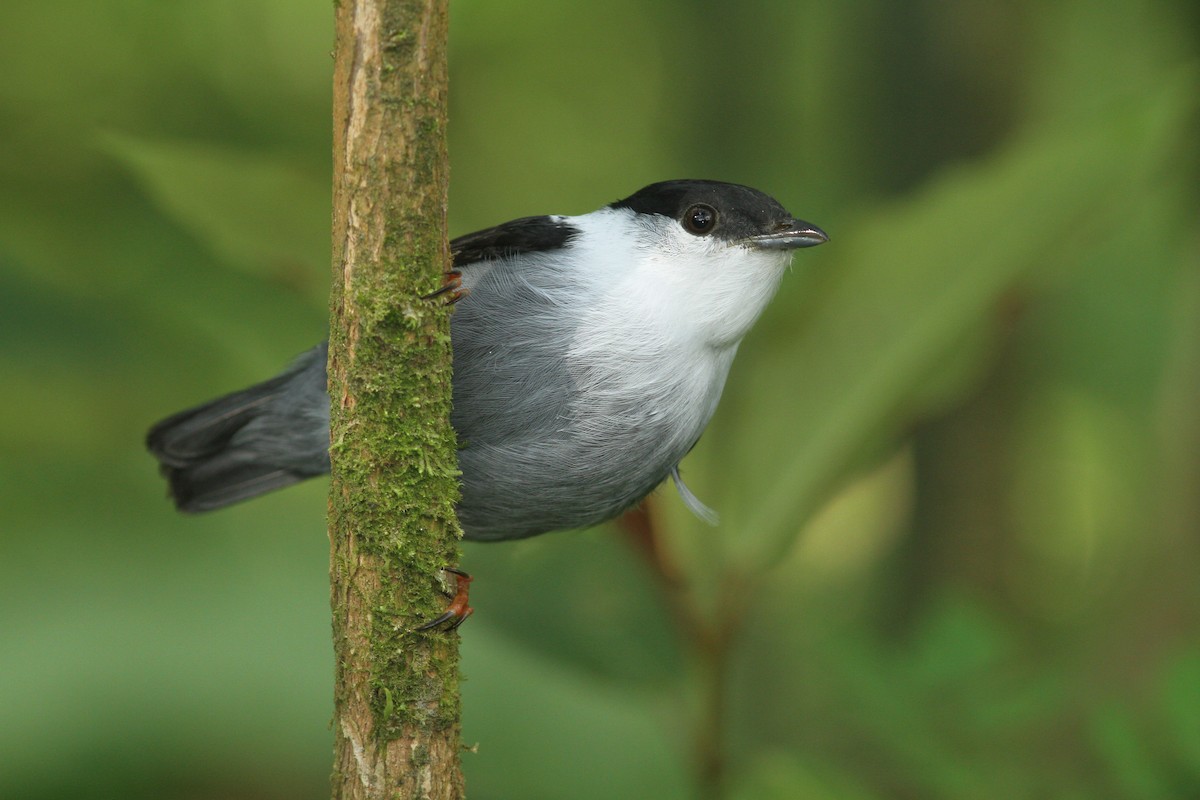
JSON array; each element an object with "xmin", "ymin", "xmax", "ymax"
[{"xmin": 147, "ymin": 179, "xmax": 828, "ymax": 543}]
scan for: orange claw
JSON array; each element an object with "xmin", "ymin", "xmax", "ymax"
[
  {"xmin": 422, "ymin": 271, "xmax": 468, "ymax": 305},
  {"xmin": 415, "ymin": 567, "xmax": 474, "ymax": 632}
]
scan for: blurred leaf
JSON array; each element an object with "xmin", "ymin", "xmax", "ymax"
[
  {"xmin": 0, "ymin": 496, "xmax": 333, "ymax": 800},
  {"xmin": 169, "ymin": 1, "xmax": 332, "ymax": 138},
  {"xmin": 447, "ymin": 0, "xmax": 671, "ymax": 228},
  {"xmin": 784, "ymin": 448, "xmax": 913, "ymax": 584},
  {"xmin": 664, "ymin": 69, "xmax": 1198, "ymax": 607},
  {"xmin": 731, "ymin": 753, "xmax": 879, "ymax": 800},
  {"xmin": 770, "ymin": 599, "xmax": 1069, "ymax": 799},
  {"xmin": 461, "ymin": 626, "xmax": 689, "ymax": 800},
  {"xmin": 1006, "ymin": 388, "xmax": 1144, "ymax": 617},
  {"xmin": 1160, "ymin": 650, "xmax": 1200, "ymax": 778},
  {"xmin": 905, "ymin": 600, "xmax": 1008, "ymax": 687},
  {"xmin": 1026, "ymin": 2, "xmax": 1197, "ymax": 126},
  {"xmin": 1089, "ymin": 703, "xmax": 1176, "ymax": 799},
  {"xmin": 808, "ymin": 634, "xmax": 984, "ymax": 798},
  {"xmin": 461, "ymin": 527, "xmax": 682, "ymax": 686},
  {"xmin": 101, "ymin": 133, "xmax": 328, "ymax": 295}
]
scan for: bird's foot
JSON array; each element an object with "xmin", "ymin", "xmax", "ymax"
[
  {"xmin": 422, "ymin": 271, "xmax": 468, "ymax": 305},
  {"xmin": 415, "ymin": 567, "xmax": 474, "ymax": 632}
]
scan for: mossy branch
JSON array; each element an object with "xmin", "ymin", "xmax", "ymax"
[{"xmin": 328, "ymin": 0, "xmax": 462, "ymax": 798}]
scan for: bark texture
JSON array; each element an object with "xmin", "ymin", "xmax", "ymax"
[{"xmin": 328, "ymin": 0, "xmax": 463, "ymax": 797}]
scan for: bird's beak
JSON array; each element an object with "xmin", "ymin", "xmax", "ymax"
[{"xmin": 747, "ymin": 219, "xmax": 829, "ymax": 250}]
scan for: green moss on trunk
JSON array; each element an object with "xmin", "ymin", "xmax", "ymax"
[{"xmin": 328, "ymin": 0, "xmax": 463, "ymax": 797}]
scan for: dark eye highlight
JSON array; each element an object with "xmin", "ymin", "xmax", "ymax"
[{"xmin": 683, "ymin": 204, "xmax": 717, "ymax": 235}]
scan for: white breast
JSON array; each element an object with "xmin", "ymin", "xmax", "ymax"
[{"xmin": 560, "ymin": 207, "xmax": 788, "ymax": 477}]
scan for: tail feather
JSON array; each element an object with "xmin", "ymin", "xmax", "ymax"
[
  {"xmin": 146, "ymin": 344, "xmax": 330, "ymax": 512},
  {"xmin": 146, "ymin": 373, "xmax": 293, "ymax": 465},
  {"xmin": 160, "ymin": 450, "xmax": 301, "ymax": 512}
]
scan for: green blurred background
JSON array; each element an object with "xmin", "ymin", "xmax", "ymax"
[{"xmin": 1, "ymin": 1, "xmax": 1198, "ymax": 798}]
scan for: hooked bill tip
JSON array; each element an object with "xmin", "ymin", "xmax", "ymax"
[{"xmin": 748, "ymin": 219, "xmax": 829, "ymax": 250}]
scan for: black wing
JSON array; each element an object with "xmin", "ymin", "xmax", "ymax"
[{"xmin": 451, "ymin": 215, "xmax": 579, "ymax": 268}]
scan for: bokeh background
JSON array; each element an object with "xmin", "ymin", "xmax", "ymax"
[{"xmin": 2, "ymin": 1, "xmax": 1198, "ymax": 798}]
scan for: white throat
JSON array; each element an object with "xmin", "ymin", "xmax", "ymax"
[{"xmin": 567, "ymin": 207, "xmax": 791, "ymax": 352}]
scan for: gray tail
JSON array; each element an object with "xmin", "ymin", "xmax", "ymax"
[{"xmin": 146, "ymin": 344, "xmax": 330, "ymax": 513}]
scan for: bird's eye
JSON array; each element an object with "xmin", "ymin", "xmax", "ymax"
[{"xmin": 682, "ymin": 204, "xmax": 717, "ymax": 235}]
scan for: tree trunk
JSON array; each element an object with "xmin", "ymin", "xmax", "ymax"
[{"xmin": 328, "ymin": 0, "xmax": 463, "ymax": 798}]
